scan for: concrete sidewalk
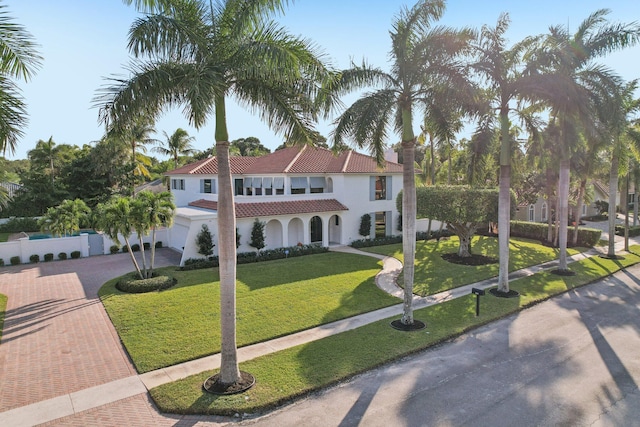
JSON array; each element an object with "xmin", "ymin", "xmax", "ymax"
[{"xmin": 0, "ymin": 234, "xmax": 636, "ymax": 426}]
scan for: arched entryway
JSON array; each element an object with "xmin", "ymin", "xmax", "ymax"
[
  {"xmin": 288, "ymin": 218, "xmax": 304, "ymax": 246},
  {"xmin": 310, "ymin": 216, "xmax": 322, "ymax": 244},
  {"xmin": 328, "ymin": 214, "xmax": 342, "ymax": 245},
  {"xmin": 265, "ymin": 219, "xmax": 283, "ymax": 249}
]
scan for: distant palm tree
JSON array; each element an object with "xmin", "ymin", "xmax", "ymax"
[
  {"xmin": 0, "ymin": 3, "xmax": 42, "ymax": 156},
  {"xmin": 97, "ymin": 0, "xmax": 330, "ymax": 389},
  {"xmin": 28, "ymin": 136, "xmax": 58, "ymax": 186},
  {"xmin": 532, "ymin": 9, "xmax": 640, "ymax": 270},
  {"xmin": 153, "ymin": 128, "xmax": 195, "ymax": 169},
  {"xmin": 39, "ymin": 199, "xmax": 90, "ymax": 237},
  {"xmin": 327, "ymin": 0, "xmax": 474, "ymax": 325}
]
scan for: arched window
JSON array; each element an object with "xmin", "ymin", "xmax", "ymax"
[
  {"xmin": 529, "ymin": 204, "xmax": 535, "ymax": 222},
  {"xmin": 541, "ymin": 202, "xmax": 548, "ymax": 222}
]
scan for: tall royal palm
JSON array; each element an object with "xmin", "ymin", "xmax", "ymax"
[
  {"xmin": 328, "ymin": 0, "xmax": 474, "ymax": 326},
  {"xmin": 153, "ymin": 128, "xmax": 195, "ymax": 169},
  {"xmin": 472, "ymin": 13, "xmax": 540, "ymax": 294},
  {"xmin": 96, "ymin": 0, "xmax": 328, "ymax": 388},
  {"xmin": 0, "ymin": 3, "xmax": 42, "ymax": 156},
  {"xmin": 533, "ymin": 9, "xmax": 640, "ymax": 270}
]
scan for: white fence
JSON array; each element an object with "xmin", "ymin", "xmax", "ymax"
[{"xmin": 0, "ymin": 229, "xmax": 169, "ymax": 265}]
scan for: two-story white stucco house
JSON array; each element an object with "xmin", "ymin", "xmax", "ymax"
[{"xmin": 165, "ymin": 145, "xmax": 404, "ymax": 265}]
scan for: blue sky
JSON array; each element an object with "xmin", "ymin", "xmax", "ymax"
[{"xmin": 4, "ymin": 0, "xmax": 640, "ymax": 160}]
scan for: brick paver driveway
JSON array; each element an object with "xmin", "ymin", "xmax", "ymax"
[{"xmin": 0, "ymin": 249, "xmax": 219, "ymax": 425}]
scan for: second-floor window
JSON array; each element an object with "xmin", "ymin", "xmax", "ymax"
[
  {"xmin": 200, "ymin": 179, "xmax": 216, "ymax": 194},
  {"xmin": 171, "ymin": 178, "xmax": 185, "ymax": 190},
  {"xmin": 290, "ymin": 177, "xmax": 307, "ymax": 195},
  {"xmin": 370, "ymin": 176, "xmax": 390, "ymax": 201}
]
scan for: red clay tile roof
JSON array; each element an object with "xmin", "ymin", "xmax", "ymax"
[
  {"xmin": 188, "ymin": 198, "xmax": 348, "ymax": 218},
  {"xmin": 167, "ymin": 146, "xmax": 403, "ymax": 175}
]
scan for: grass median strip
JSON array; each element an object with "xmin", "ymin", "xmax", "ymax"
[
  {"xmin": 148, "ymin": 246, "xmax": 640, "ymax": 416},
  {"xmin": 99, "ymin": 252, "xmax": 398, "ymax": 373},
  {"xmin": 363, "ymin": 236, "xmax": 584, "ymax": 296}
]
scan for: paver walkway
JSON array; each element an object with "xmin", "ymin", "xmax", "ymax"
[{"xmin": 0, "ymin": 232, "xmax": 635, "ymax": 426}]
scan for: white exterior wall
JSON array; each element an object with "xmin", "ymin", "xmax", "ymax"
[{"xmin": 0, "ymin": 234, "xmax": 90, "ymax": 265}]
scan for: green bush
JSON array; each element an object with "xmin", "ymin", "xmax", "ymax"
[
  {"xmin": 510, "ymin": 221, "xmax": 601, "ymax": 247},
  {"xmin": 131, "ymin": 243, "xmax": 140, "ymax": 252},
  {"xmin": 58, "ymin": 252, "xmax": 68, "ymax": 260},
  {"xmin": 155, "ymin": 241, "xmax": 163, "ymax": 248},
  {"xmin": 615, "ymin": 225, "xmax": 640, "ymax": 237},
  {"xmin": 122, "ymin": 245, "xmax": 129, "ymax": 253},
  {"xmin": 0, "ymin": 258, "xmax": 4, "ymax": 266},
  {"xmin": 181, "ymin": 244, "xmax": 330, "ymax": 271},
  {"xmin": 350, "ymin": 230, "xmax": 444, "ymax": 248},
  {"xmin": 10, "ymin": 256, "xmax": 20, "ymax": 265},
  {"xmin": 143, "ymin": 242, "xmax": 151, "ymax": 250},
  {"xmin": 0, "ymin": 217, "xmax": 39, "ymax": 233},
  {"xmin": 70, "ymin": 251, "xmax": 81, "ymax": 259},
  {"xmin": 116, "ymin": 274, "xmax": 176, "ymax": 293},
  {"xmin": 29, "ymin": 254, "xmax": 39, "ymax": 263},
  {"xmin": 44, "ymin": 253, "xmax": 54, "ymax": 262},
  {"xmin": 110, "ymin": 245, "xmax": 120, "ymax": 254}
]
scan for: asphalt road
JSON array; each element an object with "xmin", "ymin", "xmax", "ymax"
[{"xmin": 240, "ymin": 263, "xmax": 640, "ymax": 427}]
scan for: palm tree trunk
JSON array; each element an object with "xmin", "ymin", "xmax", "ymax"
[
  {"xmin": 607, "ymin": 153, "xmax": 619, "ymax": 257},
  {"xmin": 401, "ymin": 140, "xmax": 417, "ymax": 325},
  {"xmin": 546, "ymin": 167, "xmax": 554, "ymax": 243},
  {"xmin": 572, "ymin": 179, "xmax": 587, "ymax": 246},
  {"xmin": 558, "ymin": 158, "xmax": 570, "ymax": 270},
  {"xmin": 138, "ymin": 235, "xmax": 148, "ymax": 278},
  {"xmin": 124, "ymin": 236, "xmax": 143, "ymax": 279},
  {"xmin": 497, "ymin": 109, "xmax": 511, "ymax": 293},
  {"xmin": 634, "ymin": 173, "xmax": 639, "ymax": 227},
  {"xmin": 149, "ymin": 227, "xmax": 157, "ymax": 277},
  {"xmin": 216, "ymin": 96, "xmax": 241, "ymax": 385}
]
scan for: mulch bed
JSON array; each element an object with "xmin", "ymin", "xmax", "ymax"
[
  {"xmin": 441, "ymin": 253, "xmax": 498, "ymax": 266},
  {"xmin": 203, "ymin": 371, "xmax": 255, "ymax": 395}
]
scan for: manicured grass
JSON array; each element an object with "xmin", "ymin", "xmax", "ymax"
[
  {"xmin": 149, "ymin": 246, "xmax": 640, "ymax": 416},
  {"xmin": 99, "ymin": 252, "xmax": 398, "ymax": 373},
  {"xmin": 0, "ymin": 293, "xmax": 6, "ymax": 341},
  {"xmin": 0, "ymin": 232, "xmax": 10, "ymax": 243},
  {"xmin": 363, "ymin": 235, "xmax": 584, "ymax": 296}
]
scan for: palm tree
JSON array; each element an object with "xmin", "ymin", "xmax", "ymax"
[
  {"xmin": 327, "ymin": 0, "xmax": 474, "ymax": 326},
  {"xmin": 532, "ymin": 9, "xmax": 640, "ymax": 271},
  {"xmin": 96, "ymin": 0, "xmax": 329, "ymax": 389},
  {"xmin": 0, "ymin": 3, "xmax": 42, "ymax": 156},
  {"xmin": 39, "ymin": 199, "xmax": 90, "ymax": 237},
  {"xmin": 472, "ymin": 13, "xmax": 542, "ymax": 294},
  {"xmin": 29, "ymin": 136, "xmax": 57, "ymax": 186},
  {"xmin": 153, "ymin": 128, "xmax": 195, "ymax": 169},
  {"xmin": 603, "ymin": 80, "xmax": 640, "ymax": 257},
  {"xmin": 134, "ymin": 190, "xmax": 175, "ymax": 277},
  {"xmin": 95, "ymin": 196, "xmax": 144, "ymax": 279}
]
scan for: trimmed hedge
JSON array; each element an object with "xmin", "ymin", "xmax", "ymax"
[
  {"xmin": 44, "ymin": 253, "xmax": 54, "ymax": 262},
  {"xmin": 181, "ymin": 244, "xmax": 329, "ymax": 271},
  {"xmin": 0, "ymin": 259, "xmax": 4, "ymax": 266},
  {"xmin": 350, "ymin": 230, "xmax": 450, "ymax": 248},
  {"xmin": 615, "ymin": 225, "xmax": 640, "ymax": 237},
  {"xmin": 116, "ymin": 274, "xmax": 176, "ymax": 293},
  {"xmin": 155, "ymin": 241, "xmax": 163, "ymax": 248},
  {"xmin": 110, "ymin": 245, "xmax": 120, "ymax": 254},
  {"xmin": 58, "ymin": 252, "xmax": 68, "ymax": 260},
  {"xmin": 70, "ymin": 251, "xmax": 81, "ymax": 259},
  {"xmin": 511, "ymin": 221, "xmax": 601, "ymax": 247},
  {"xmin": 10, "ymin": 256, "xmax": 20, "ymax": 265},
  {"xmin": 29, "ymin": 254, "xmax": 39, "ymax": 263},
  {"xmin": 0, "ymin": 217, "xmax": 39, "ymax": 233}
]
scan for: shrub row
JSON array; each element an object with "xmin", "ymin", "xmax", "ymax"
[
  {"xmin": 510, "ymin": 221, "xmax": 601, "ymax": 247},
  {"xmin": 350, "ymin": 230, "xmax": 451, "ymax": 248},
  {"xmin": 181, "ymin": 244, "xmax": 329, "ymax": 271},
  {"xmin": 119, "ymin": 241, "xmax": 162, "ymax": 253},
  {"xmin": 615, "ymin": 224, "xmax": 640, "ymax": 237},
  {"xmin": 116, "ymin": 274, "xmax": 176, "ymax": 293}
]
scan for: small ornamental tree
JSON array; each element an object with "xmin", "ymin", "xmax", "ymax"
[
  {"xmin": 249, "ymin": 218, "xmax": 266, "ymax": 251},
  {"xmin": 359, "ymin": 214, "xmax": 372, "ymax": 238},
  {"xmin": 196, "ymin": 224, "xmax": 215, "ymax": 257},
  {"xmin": 398, "ymin": 186, "xmax": 515, "ymax": 257}
]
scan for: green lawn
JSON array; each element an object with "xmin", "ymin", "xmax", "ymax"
[
  {"xmin": 0, "ymin": 232, "xmax": 10, "ymax": 243},
  {"xmin": 99, "ymin": 252, "xmax": 399, "ymax": 373},
  {"xmin": 148, "ymin": 247, "xmax": 640, "ymax": 416},
  {"xmin": 363, "ymin": 235, "xmax": 584, "ymax": 296},
  {"xmin": 0, "ymin": 293, "xmax": 6, "ymax": 341}
]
